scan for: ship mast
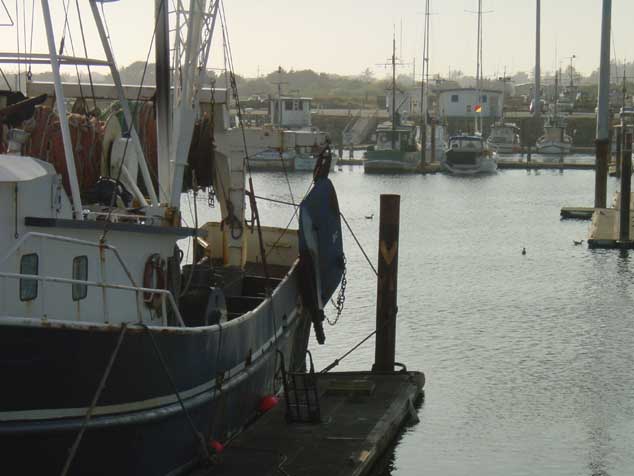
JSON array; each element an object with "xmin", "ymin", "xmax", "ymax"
[
  {"xmin": 534, "ymin": 0, "xmax": 541, "ymax": 119},
  {"xmin": 391, "ymin": 31, "xmax": 397, "ymax": 149},
  {"xmin": 420, "ymin": 0, "xmax": 430, "ymax": 163},
  {"xmin": 475, "ymin": 0, "xmax": 483, "ymax": 134},
  {"xmin": 155, "ymin": 0, "xmax": 171, "ymax": 204}
]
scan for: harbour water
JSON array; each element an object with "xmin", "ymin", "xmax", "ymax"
[{"xmin": 189, "ymin": 159, "xmax": 634, "ymax": 476}]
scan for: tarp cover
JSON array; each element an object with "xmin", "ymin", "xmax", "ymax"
[{"xmin": 298, "ymin": 177, "xmax": 344, "ymax": 308}]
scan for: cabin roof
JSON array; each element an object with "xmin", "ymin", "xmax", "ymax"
[
  {"xmin": 439, "ymin": 88, "xmax": 503, "ymax": 95},
  {"xmin": 0, "ymin": 155, "xmax": 54, "ymax": 183}
]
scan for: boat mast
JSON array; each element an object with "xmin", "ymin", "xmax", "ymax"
[
  {"xmin": 155, "ymin": 0, "xmax": 171, "ymax": 204},
  {"xmin": 534, "ymin": 0, "xmax": 541, "ymax": 119},
  {"xmin": 40, "ymin": 0, "xmax": 83, "ymax": 219},
  {"xmin": 475, "ymin": 0, "xmax": 482, "ymax": 134},
  {"xmin": 391, "ymin": 30, "xmax": 397, "ymax": 149},
  {"xmin": 420, "ymin": 0, "xmax": 430, "ymax": 163}
]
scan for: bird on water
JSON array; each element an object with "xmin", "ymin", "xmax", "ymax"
[
  {"xmin": 522, "ymin": 247, "xmax": 526, "ymax": 255},
  {"xmin": 365, "ymin": 213, "xmax": 374, "ymax": 219},
  {"xmin": 573, "ymin": 240, "xmax": 583, "ymax": 245}
]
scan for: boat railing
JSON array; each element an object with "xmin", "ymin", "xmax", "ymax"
[
  {"xmin": 0, "ymin": 271, "xmax": 184, "ymax": 326},
  {"xmin": 0, "ymin": 232, "xmax": 184, "ymax": 326}
]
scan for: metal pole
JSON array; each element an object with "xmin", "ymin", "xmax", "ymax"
[
  {"xmin": 155, "ymin": 0, "xmax": 171, "ymax": 204},
  {"xmin": 534, "ymin": 0, "xmax": 541, "ymax": 119},
  {"xmin": 615, "ymin": 126, "xmax": 622, "ymax": 178},
  {"xmin": 40, "ymin": 0, "xmax": 83, "ymax": 220},
  {"xmin": 89, "ymin": 1, "xmax": 157, "ymax": 207},
  {"xmin": 373, "ymin": 194, "xmax": 400, "ymax": 373},
  {"xmin": 595, "ymin": 0, "xmax": 612, "ymax": 209},
  {"xmin": 619, "ymin": 131, "xmax": 632, "ymax": 243},
  {"xmin": 430, "ymin": 120, "xmax": 436, "ymax": 163}
]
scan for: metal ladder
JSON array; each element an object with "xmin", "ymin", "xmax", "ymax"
[{"xmin": 278, "ymin": 350, "xmax": 321, "ymax": 424}]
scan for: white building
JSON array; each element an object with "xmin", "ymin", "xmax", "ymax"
[
  {"xmin": 269, "ymin": 96, "xmax": 312, "ymax": 128},
  {"xmin": 437, "ymin": 88, "xmax": 503, "ymax": 119}
]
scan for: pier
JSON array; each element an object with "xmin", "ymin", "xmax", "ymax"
[{"xmin": 191, "ymin": 372, "xmax": 424, "ymax": 476}]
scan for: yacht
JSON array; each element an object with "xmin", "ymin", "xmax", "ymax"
[{"xmin": 443, "ymin": 134, "xmax": 497, "ymax": 174}]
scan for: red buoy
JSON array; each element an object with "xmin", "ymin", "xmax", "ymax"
[
  {"xmin": 258, "ymin": 395, "xmax": 279, "ymax": 413},
  {"xmin": 209, "ymin": 440, "xmax": 224, "ymax": 454}
]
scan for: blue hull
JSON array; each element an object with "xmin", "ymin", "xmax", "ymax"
[{"xmin": 0, "ymin": 265, "xmax": 309, "ymax": 475}]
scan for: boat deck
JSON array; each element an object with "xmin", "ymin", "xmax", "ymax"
[{"xmin": 190, "ymin": 371, "xmax": 424, "ymax": 476}]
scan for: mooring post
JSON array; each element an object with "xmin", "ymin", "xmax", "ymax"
[
  {"xmin": 430, "ymin": 121, "xmax": 436, "ymax": 163},
  {"xmin": 595, "ymin": 140, "xmax": 609, "ymax": 208},
  {"xmin": 373, "ymin": 194, "xmax": 400, "ymax": 373},
  {"xmin": 527, "ymin": 145, "xmax": 532, "ymax": 163},
  {"xmin": 619, "ymin": 130, "xmax": 632, "ymax": 244},
  {"xmin": 615, "ymin": 126, "xmax": 622, "ymax": 178}
]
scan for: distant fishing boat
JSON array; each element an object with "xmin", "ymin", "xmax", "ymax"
[
  {"xmin": 364, "ymin": 34, "xmax": 420, "ymax": 174},
  {"xmin": 487, "ymin": 122, "xmax": 521, "ymax": 154},
  {"xmin": 536, "ymin": 70, "xmax": 572, "ymax": 155}
]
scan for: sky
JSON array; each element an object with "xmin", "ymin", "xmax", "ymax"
[{"xmin": 0, "ymin": 1, "xmax": 632, "ymax": 82}]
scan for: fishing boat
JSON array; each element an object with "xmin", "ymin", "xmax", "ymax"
[
  {"xmin": 441, "ymin": 1, "xmax": 496, "ymax": 175},
  {"xmin": 364, "ymin": 34, "xmax": 420, "ymax": 174},
  {"xmin": 487, "ymin": 122, "xmax": 521, "ymax": 154},
  {"xmin": 250, "ymin": 92, "xmax": 329, "ymax": 171},
  {"xmin": 0, "ymin": 2, "xmax": 344, "ymax": 475},
  {"xmin": 536, "ymin": 71, "xmax": 572, "ymax": 155}
]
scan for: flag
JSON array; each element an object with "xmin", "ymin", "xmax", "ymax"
[{"xmin": 474, "ymin": 104, "xmax": 482, "ymax": 113}]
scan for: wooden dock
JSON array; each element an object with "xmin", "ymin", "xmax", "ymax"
[
  {"xmin": 497, "ymin": 160, "xmax": 594, "ymax": 170},
  {"xmin": 587, "ymin": 208, "xmax": 634, "ymax": 248},
  {"xmin": 560, "ymin": 207, "xmax": 595, "ymax": 220},
  {"xmin": 190, "ymin": 371, "xmax": 424, "ymax": 476}
]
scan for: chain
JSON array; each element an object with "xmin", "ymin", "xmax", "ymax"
[{"xmin": 327, "ymin": 254, "xmax": 347, "ymax": 326}]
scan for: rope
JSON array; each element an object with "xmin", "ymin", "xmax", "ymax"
[
  {"xmin": 75, "ymin": 0, "xmax": 98, "ymax": 112},
  {"xmin": 340, "ymin": 212, "xmax": 378, "ymax": 276},
  {"xmin": 320, "ymin": 314, "xmax": 396, "ymax": 374},
  {"xmin": 60, "ymin": 324, "xmax": 128, "ymax": 476},
  {"xmin": 142, "ymin": 324, "xmax": 211, "ymax": 461}
]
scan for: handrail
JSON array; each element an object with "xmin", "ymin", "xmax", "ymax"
[
  {"xmin": 0, "ymin": 271, "xmax": 185, "ymax": 327},
  {"xmin": 0, "ymin": 232, "xmax": 137, "ymax": 286}
]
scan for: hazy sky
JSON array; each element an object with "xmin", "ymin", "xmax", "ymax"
[{"xmin": 0, "ymin": 1, "xmax": 632, "ymax": 81}]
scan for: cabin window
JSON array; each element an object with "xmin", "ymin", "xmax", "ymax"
[
  {"xmin": 72, "ymin": 256, "xmax": 88, "ymax": 301},
  {"xmin": 298, "ymin": 101, "xmax": 304, "ymax": 111},
  {"xmin": 451, "ymin": 94, "xmax": 459, "ymax": 103},
  {"xmin": 482, "ymin": 95, "xmax": 488, "ymax": 103},
  {"xmin": 284, "ymin": 100, "xmax": 293, "ymax": 111},
  {"xmin": 466, "ymin": 105, "xmax": 472, "ymax": 113},
  {"xmin": 19, "ymin": 253, "xmax": 38, "ymax": 301}
]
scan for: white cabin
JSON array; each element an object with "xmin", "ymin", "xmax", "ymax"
[
  {"xmin": 438, "ymin": 88, "xmax": 503, "ymax": 119},
  {"xmin": 269, "ymin": 96, "xmax": 312, "ymax": 128}
]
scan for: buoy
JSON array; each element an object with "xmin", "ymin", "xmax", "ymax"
[
  {"xmin": 209, "ymin": 440, "xmax": 224, "ymax": 454},
  {"xmin": 258, "ymin": 395, "xmax": 279, "ymax": 413}
]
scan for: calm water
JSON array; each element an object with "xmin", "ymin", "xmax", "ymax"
[{"xmin": 189, "ymin": 161, "xmax": 634, "ymax": 476}]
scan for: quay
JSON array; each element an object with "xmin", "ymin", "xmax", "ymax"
[
  {"xmin": 335, "ymin": 159, "xmax": 595, "ymax": 172},
  {"xmin": 190, "ymin": 371, "xmax": 424, "ymax": 476},
  {"xmin": 560, "ymin": 207, "xmax": 594, "ymax": 220}
]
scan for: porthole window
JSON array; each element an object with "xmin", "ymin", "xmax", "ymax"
[
  {"xmin": 19, "ymin": 253, "xmax": 38, "ymax": 301},
  {"xmin": 72, "ymin": 256, "xmax": 88, "ymax": 301}
]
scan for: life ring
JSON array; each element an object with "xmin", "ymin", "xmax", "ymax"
[{"xmin": 143, "ymin": 253, "xmax": 165, "ymax": 310}]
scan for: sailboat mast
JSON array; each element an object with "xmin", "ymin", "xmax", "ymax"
[
  {"xmin": 475, "ymin": 0, "xmax": 482, "ymax": 134},
  {"xmin": 420, "ymin": 0, "xmax": 430, "ymax": 162},
  {"xmin": 392, "ymin": 32, "xmax": 397, "ymax": 149},
  {"xmin": 534, "ymin": 0, "xmax": 541, "ymax": 119},
  {"xmin": 155, "ymin": 0, "xmax": 171, "ymax": 204},
  {"xmin": 554, "ymin": 69, "xmax": 559, "ymax": 118}
]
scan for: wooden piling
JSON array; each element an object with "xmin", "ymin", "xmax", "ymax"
[
  {"xmin": 373, "ymin": 194, "xmax": 400, "ymax": 373},
  {"xmin": 615, "ymin": 126, "xmax": 622, "ymax": 178},
  {"xmin": 430, "ymin": 121, "xmax": 436, "ymax": 163},
  {"xmin": 595, "ymin": 139, "xmax": 609, "ymax": 209},
  {"xmin": 619, "ymin": 131, "xmax": 632, "ymax": 243}
]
